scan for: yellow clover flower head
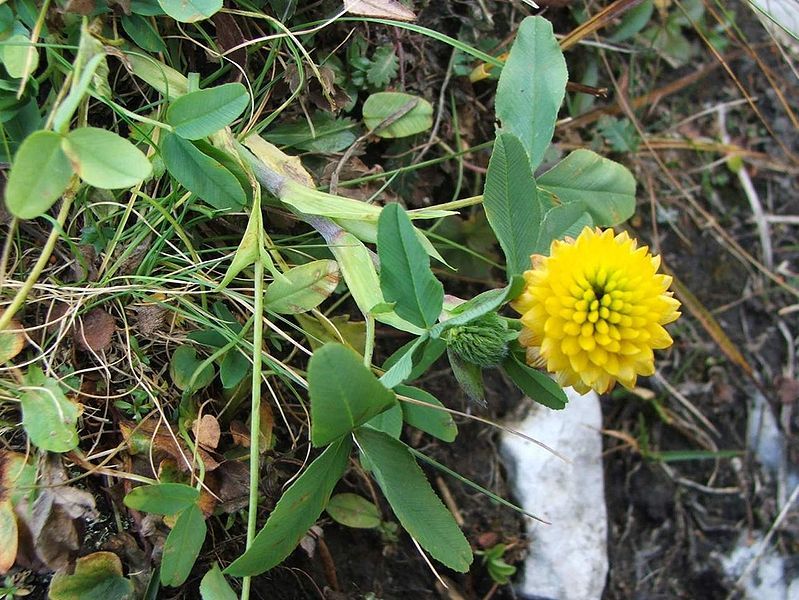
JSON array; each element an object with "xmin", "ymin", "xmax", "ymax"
[{"xmin": 511, "ymin": 227, "xmax": 681, "ymax": 395}]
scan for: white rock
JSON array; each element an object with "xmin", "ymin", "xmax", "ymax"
[
  {"xmin": 722, "ymin": 532, "xmax": 792, "ymax": 600},
  {"xmin": 501, "ymin": 387, "xmax": 608, "ymax": 600}
]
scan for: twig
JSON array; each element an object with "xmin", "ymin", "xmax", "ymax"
[
  {"xmin": 435, "ymin": 475, "xmax": 465, "ymax": 526},
  {"xmin": 718, "ymin": 106, "xmax": 773, "ymax": 270}
]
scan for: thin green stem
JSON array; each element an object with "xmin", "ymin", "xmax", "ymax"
[
  {"xmin": 241, "ymin": 257, "xmax": 265, "ymax": 600},
  {"xmin": 363, "ymin": 315, "xmax": 375, "ymax": 368},
  {"xmin": 0, "ymin": 218, "xmax": 17, "ymax": 293},
  {"xmin": 0, "ymin": 195, "xmax": 74, "ymax": 332},
  {"xmin": 425, "ymin": 194, "xmax": 484, "ymax": 212}
]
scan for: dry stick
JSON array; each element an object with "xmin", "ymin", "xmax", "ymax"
[
  {"xmin": 413, "ymin": 48, "xmax": 458, "ymax": 166},
  {"xmin": 558, "ymin": 0, "xmax": 646, "ymax": 51},
  {"xmin": 718, "ymin": 106, "xmax": 773, "ymax": 270}
]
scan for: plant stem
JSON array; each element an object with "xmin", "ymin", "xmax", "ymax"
[
  {"xmin": 364, "ymin": 315, "xmax": 375, "ymax": 368},
  {"xmin": 425, "ymin": 194, "xmax": 483, "ymax": 213},
  {"xmin": 241, "ymin": 257, "xmax": 265, "ymax": 600},
  {"xmin": 0, "ymin": 195, "xmax": 73, "ymax": 332}
]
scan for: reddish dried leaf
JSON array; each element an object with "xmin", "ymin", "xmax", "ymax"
[
  {"xmin": 229, "ymin": 420, "xmax": 250, "ymax": 447},
  {"xmin": 193, "ymin": 414, "xmax": 221, "ymax": 449},
  {"xmin": 121, "ymin": 420, "xmax": 220, "ymax": 472},
  {"xmin": 74, "ymin": 308, "xmax": 116, "ymax": 352}
]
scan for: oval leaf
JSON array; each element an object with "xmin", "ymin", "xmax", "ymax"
[
  {"xmin": 169, "ymin": 345, "xmax": 215, "ymax": 392},
  {"xmin": 200, "ymin": 564, "xmax": 237, "ymax": 600},
  {"xmin": 537, "ymin": 149, "xmax": 636, "ymax": 226},
  {"xmin": 0, "ymin": 317, "xmax": 25, "ymax": 363},
  {"xmin": 309, "ymin": 343, "xmax": 397, "ymax": 447},
  {"xmin": 160, "ymin": 504, "xmax": 207, "ymax": 587},
  {"xmin": 158, "ymin": 0, "xmax": 221, "ymax": 22},
  {"xmin": 264, "ymin": 260, "xmax": 340, "ymax": 314},
  {"xmin": 3, "ymin": 33, "xmax": 38, "ymax": 79},
  {"xmin": 496, "ymin": 16, "xmax": 568, "ymax": 170},
  {"xmin": 224, "ymin": 437, "xmax": 352, "ymax": 577},
  {"xmin": 161, "ymin": 131, "xmax": 246, "ymax": 211},
  {"xmin": 63, "ymin": 127, "xmax": 152, "ymax": 189},
  {"xmin": 502, "ymin": 352, "xmax": 568, "ymax": 410},
  {"xmin": 19, "ymin": 371, "xmax": 80, "ymax": 453},
  {"xmin": 5, "ymin": 130, "xmax": 72, "ymax": 219},
  {"xmin": 124, "ymin": 483, "xmax": 200, "ymax": 515},
  {"xmin": 326, "ymin": 493, "xmax": 381, "ymax": 529},
  {"xmin": 362, "ymin": 92, "xmax": 433, "ymax": 138},
  {"xmin": 378, "ymin": 203, "xmax": 444, "ymax": 329},
  {"xmin": 354, "ymin": 428, "xmax": 473, "ymax": 572},
  {"xmin": 167, "ymin": 83, "xmax": 249, "ymax": 140},
  {"xmin": 49, "ymin": 551, "xmax": 134, "ymax": 600},
  {"xmin": 396, "ymin": 384, "xmax": 457, "ymax": 442}
]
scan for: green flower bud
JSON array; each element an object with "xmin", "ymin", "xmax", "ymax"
[{"xmin": 445, "ymin": 312, "xmax": 518, "ymax": 367}]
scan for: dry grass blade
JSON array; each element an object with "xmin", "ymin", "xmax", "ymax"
[{"xmin": 559, "ymin": 0, "xmax": 647, "ymax": 51}]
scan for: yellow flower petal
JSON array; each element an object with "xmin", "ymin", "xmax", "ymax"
[{"xmin": 513, "ymin": 227, "xmax": 681, "ymax": 394}]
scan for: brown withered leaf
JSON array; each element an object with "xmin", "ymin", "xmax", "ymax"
[
  {"xmin": 130, "ymin": 303, "xmax": 167, "ymax": 337},
  {"xmin": 0, "ymin": 499, "xmax": 16, "ymax": 574},
  {"xmin": 116, "ymin": 236, "xmax": 151, "ymax": 275},
  {"xmin": 193, "ymin": 414, "xmax": 221, "ymax": 449},
  {"xmin": 343, "ymin": 0, "xmax": 416, "ymax": 21},
  {"xmin": 213, "ymin": 12, "xmax": 248, "ymax": 77},
  {"xmin": 215, "ymin": 460, "xmax": 249, "ymax": 513},
  {"xmin": 0, "ymin": 450, "xmax": 34, "ymax": 574},
  {"xmin": 74, "ymin": 308, "xmax": 116, "ymax": 353},
  {"xmin": 229, "ymin": 420, "xmax": 250, "ymax": 447},
  {"xmin": 120, "ymin": 419, "xmax": 220, "ymax": 473},
  {"xmin": 14, "ymin": 455, "xmax": 98, "ymax": 573},
  {"xmin": 63, "ymin": 0, "xmax": 95, "ymax": 14},
  {"xmin": 0, "ymin": 313, "xmax": 25, "ymax": 364}
]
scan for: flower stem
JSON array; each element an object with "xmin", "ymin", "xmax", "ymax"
[
  {"xmin": 241, "ymin": 257, "xmax": 264, "ymax": 600},
  {"xmin": 0, "ymin": 194, "xmax": 74, "ymax": 332}
]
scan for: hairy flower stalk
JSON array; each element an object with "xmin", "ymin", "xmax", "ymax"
[{"xmin": 512, "ymin": 227, "xmax": 681, "ymax": 394}]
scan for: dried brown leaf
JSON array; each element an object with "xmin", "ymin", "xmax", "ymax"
[
  {"xmin": 213, "ymin": 12, "xmax": 248, "ymax": 76},
  {"xmin": 131, "ymin": 304, "xmax": 167, "ymax": 337},
  {"xmin": 120, "ymin": 420, "xmax": 220, "ymax": 472},
  {"xmin": 229, "ymin": 420, "xmax": 250, "ymax": 447},
  {"xmin": 64, "ymin": 0, "xmax": 95, "ymax": 14},
  {"xmin": 343, "ymin": 0, "xmax": 416, "ymax": 21},
  {"xmin": 14, "ymin": 456, "xmax": 98, "ymax": 573},
  {"xmin": 74, "ymin": 308, "xmax": 116, "ymax": 353},
  {"xmin": 0, "ymin": 500, "xmax": 17, "ymax": 574},
  {"xmin": 0, "ymin": 314, "xmax": 25, "ymax": 364},
  {"xmin": 193, "ymin": 414, "xmax": 221, "ymax": 449},
  {"xmin": 215, "ymin": 460, "xmax": 249, "ymax": 513}
]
